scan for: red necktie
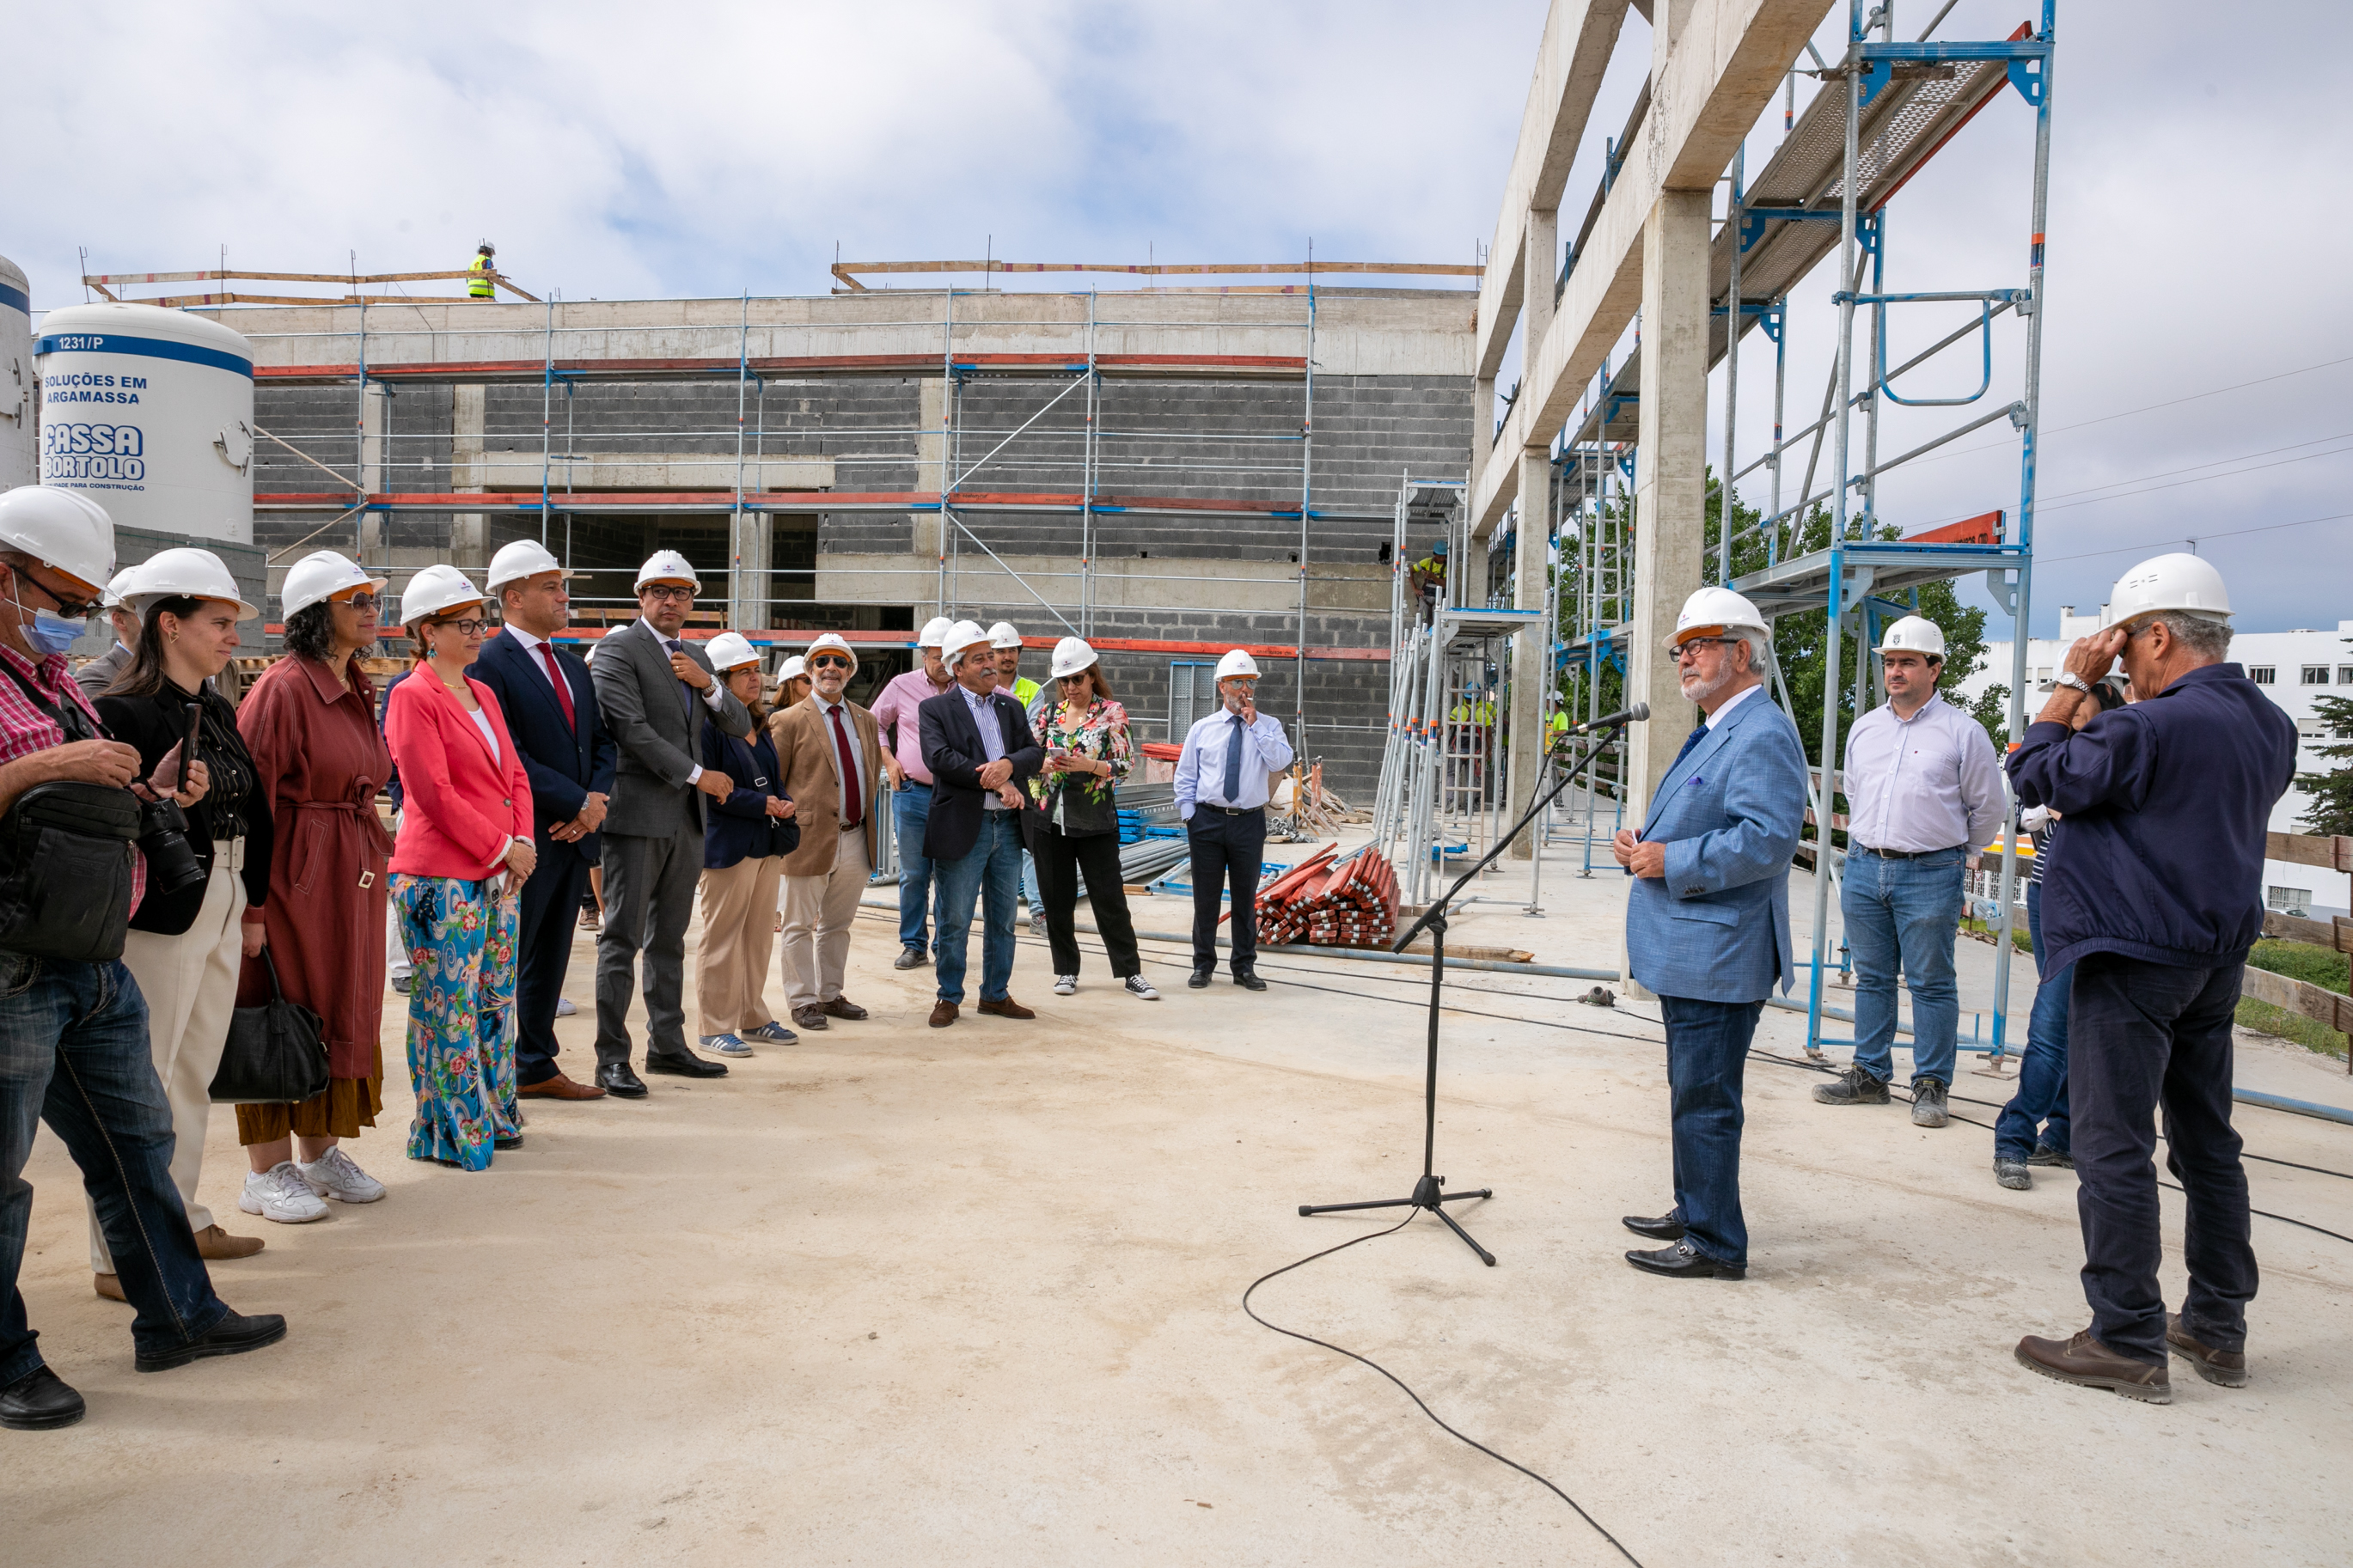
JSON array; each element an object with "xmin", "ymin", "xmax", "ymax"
[
  {"xmin": 537, "ymin": 642, "xmax": 577, "ymax": 729},
  {"xmin": 828, "ymin": 704, "xmax": 863, "ymax": 827}
]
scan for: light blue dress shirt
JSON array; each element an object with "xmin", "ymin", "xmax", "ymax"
[
  {"xmin": 961, "ymin": 684, "xmax": 1011, "ymax": 809},
  {"xmin": 1174, "ymin": 707, "xmax": 1296, "ymax": 819}
]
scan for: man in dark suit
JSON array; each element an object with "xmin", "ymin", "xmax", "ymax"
[
  {"xmin": 918, "ymin": 620, "xmax": 1043, "ymax": 1029},
  {"xmin": 586, "ymin": 551, "xmax": 754, "ymax": 1096},
  {"xmin": 471, "ymin": 540, "xmax": 618, "ymax": 1101}
]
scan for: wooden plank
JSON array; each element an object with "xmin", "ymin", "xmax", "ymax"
[
  {"xmin": 2262, "ymin": 912, "xmax": 2353, "ymax": 953},
  {"xmin": 2240, "ymin": 965, "xmax": 2353, "ymax": 1035},
  {"xmin": 2267, "ymin": 832, "xmax": 2353, "ymax": 873}
]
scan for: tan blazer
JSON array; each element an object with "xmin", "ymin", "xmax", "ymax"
[{"xmin": 767, "ymin": 694, "xmax": 884, "ymax": 877}]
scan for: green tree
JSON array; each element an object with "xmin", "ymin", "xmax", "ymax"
[{"xmin": 2295, "ymin": 634, "xmax": 2353, "ymax": 836}]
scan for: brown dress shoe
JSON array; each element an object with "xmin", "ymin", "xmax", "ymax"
[
  {"xmin": 928, "ymin": 1000, "xmax": 958, "ymax": 1028},
  {"xmin": 976, "ymin": 997, "xmax": 1035, "ymax": 1020},
  {"xmin": 94, "ymin": 1272, "xmax": 126, "ymax": 1303},
  {"xmin": 791, "ymin": 1005, "xmax": 830, "ymax": 1031},
  {"xmin": 2167, "ymin": 1312, "xmax": 2248, "ymax": 1388},
  {"xmin": 822, "ymin": 995, "xmax": 868, "ymax": 1021},
  {"xmin": 2014, "ymin": 1330, "xmax": 2173, "ymax": 1403},
  {"xmin": 194, "ymin": 1223, "xmax": 265, "ymax": 1260},
  {"xmin": 518, "ymin": 1071, "xmax": 608, "ymax": 1101}
]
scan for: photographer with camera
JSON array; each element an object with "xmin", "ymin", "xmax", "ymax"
[{"xmin": 0, "ymin": 488, "xmax": 287, "ymax": 1432}]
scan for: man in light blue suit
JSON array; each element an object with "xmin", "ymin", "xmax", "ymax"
[{"xmin": 1614, "ymin": 587, "xmax": 1807, "ymax": 1280}]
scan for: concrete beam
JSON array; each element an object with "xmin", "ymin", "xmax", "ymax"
[
  {"xmin": 1472, "ymin": 0, "xmax": 1831, "ymax": 536},
  {"xmin": 1473, "ymin": 0, "xmax": 1633, "ymax": 381}
]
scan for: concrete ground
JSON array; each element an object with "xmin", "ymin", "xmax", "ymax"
[{"xmin": 8, "ymin": 838, "xmax": 2351, "ymax": 1566}]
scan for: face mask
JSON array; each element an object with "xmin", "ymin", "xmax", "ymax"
[{"xmin": 7, "ymin": 579, "xmax": 85, "ymax": 657}]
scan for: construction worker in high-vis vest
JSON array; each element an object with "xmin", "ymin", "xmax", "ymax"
[{"xmin": 468, "ymin": 241, "xmax": 498, "ymax": 300}]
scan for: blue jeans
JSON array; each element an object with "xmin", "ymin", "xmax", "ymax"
[
  {"xmin": 1021, "ymin": 849, "xmax": 1041, "ymax": 910},
  {"xmin": 1841, "ymin": 845, "xmax": 1964, "ymax": 1087},
  {"xmin": 1660, "ymin": 994, "xmax": 1762, "ymax": 1267},
  {"xmin": 1995, "ymin": 882, "xmax": 2072, "ymax": 1160},
  {"xmin": 892, "ymin": 782, "xmax": 938, "ymax": 954},
  {"xmin": 932, "ymin": 812, "xmax": 1024, "ymax": 1004},
  {"xmin": 2, "ymin": 954, "xmax": 228, "ymax": 1385}
]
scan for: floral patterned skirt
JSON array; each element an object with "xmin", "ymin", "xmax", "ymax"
[{"xmin": 391, "ymin": 874, "xmax": 520, "ymax": 1171}]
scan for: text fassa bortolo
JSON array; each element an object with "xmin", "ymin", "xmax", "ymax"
[{"xmin": 42, "ymin": 423, "xmax": 145, "ymax": 480}]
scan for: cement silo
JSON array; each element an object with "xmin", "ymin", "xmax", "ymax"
[
  {"xmin": 0, "ymin": 255, "xmax": 32, "ymax": 490},
  {"xmin": 34, "ymin": 301, "xmax": 255, "ymax": 543}
]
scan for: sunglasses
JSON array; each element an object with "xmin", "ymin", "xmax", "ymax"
[
  {"xmin": 27, "ymin": 572, "xmax": 101, "ymax": 619},
  {"xmin": 333, "ymin": 591, "xmax": 382, "ymax": 612},
  {"xmin": 809, "ymin": 653, "xmax": 853, "ymax": 671}
]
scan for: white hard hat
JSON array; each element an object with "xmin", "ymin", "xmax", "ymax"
[
  {"xmin": 1876, "ymin": 614, "xmax": 1947, "ymax": 661},
  {"xmin": 940, "ymin": 619, "xmax": 992, "ymax": 669},
  {"xmin": 281, "ymin": 549, "xmax": 388, "ymax": 619},
  {"xmin": 987, "ymin": 620, "xmax": 1024, "ymax": 650},
  {"xmin": 0, "ymin": 485, "xmax": 116, "ymax": 594},
  {"xmin": 704, "ymin": 631, "xmax": 760, "ymax": 672},
  {"xmin": 633, "ymin": 549, "xmax": 700, "ymax": 593},
  {"xmin": 918, "ymin": 615, "xmax": 954, "ymax": 648},
  {"xmin": 101, "ymin": 566, "xmax": 142, "ymax": 610},
  {"xmin": 1667, "ymin": 585, "xmax": 1769, "ymax": 650},
  {"xmin": 125, "ymin": 547, "xmax": 260, "ymax": 621},
  {"xmin": 486, "ymin": 538, "xmax": 576, "ymax": 595},
  {"xmin": 773, "ymin": 655, "xmax": 807, "ymax": 684},
  {"xmin": 1215, "ymin": 648, "xmax": 1261, "ymax": 681},
  {"xmin": 1049, "ymin": 636, "xmax": 1098, "ymax": 679},
  {"xmin": 804, "ymin": 631, "xmax": 859, "ymax": 674},
  {"xmin": 2106, "ymin": 552, "xmax": 2232, "ymax": 629},
  {"xmin": 400, "ymin": 564, "xmax": 486, "ymax": 625}
]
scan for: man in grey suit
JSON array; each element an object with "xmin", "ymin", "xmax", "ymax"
[
  {"xmin": 587, "ymin": 550, "xmax": 754, "ymax": 1097},
  {"xmin": 1613, "ymin": 587, "xmax": 1807, "ymax": 1281},
  {"xmin": 72, "ymin": 567, "xmax": 144, "ymax": 699}
]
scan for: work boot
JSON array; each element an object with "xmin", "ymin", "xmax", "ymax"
[
  {"xmin": 1910, "ymin": 1078, "xmax": 1950, "ymax": 1127},
  {"xmin": 0, "ymin": 1366, "xmax": 85, "ymax": 1430},
  {"xmin": 2167, "ymin": 1313, "xmax": 2248, "ymax": 1388},
  {"xmin": 894, "ymin": 946, "xmax": 929, "ymax": 971},
  {"xmin": 1812, "ymin": 1065, "xmax": 1891, "ymax": 1106},
  {"xmin": 1994, "ymin": 1158, "xmax": 2032, "ymax": 1191},
  {"xmin": 2014, "ymin": 1330, "xmax": 2172, "ymax": 1403},
  {"xmin": 2028, "ymin": 1144, "xmax": 2074, "ymax": 1168}
]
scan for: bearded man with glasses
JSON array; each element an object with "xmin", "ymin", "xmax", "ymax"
[{"xmin": 767, "ymin": 633, "xmax": 885, "ymax": 1033}]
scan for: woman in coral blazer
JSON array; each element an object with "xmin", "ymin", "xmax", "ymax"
[{"xmin": 383, "ymin": 566, "xmax": 535, "ymax": 1172}]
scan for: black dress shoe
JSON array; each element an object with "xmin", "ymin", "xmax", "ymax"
[
  {"xmin": 135, "ymin": 1309, "xmax": 289, "ymax": 1373},
  {"xmin": 595, "ymin": 1062, "xmax": 649, "ymax": 1098},
  {"xmin": 645, "ymin": 1051, "xmax": 727, "ymax": 1078},
  {"xmin": 1234, "ymin": 970, "xmax": 1268, "ymax": 991},
  {"xmin": 1624, "ymin": 1240, "xmax": 1745, "ymax": 1280},
  {"xmin": 1187, "ymin": 968, "xmax": 1213, "ymax": 989},
  {"xmin": 494, "ymin": 1134, "xmax": 524, "ymax": 1151},
  {"xmin": 1622, "ymin": 1212, "xmax": 1686, "ymax": 1242},
  {"xmin": 0, "ymin": 1365, "xmax": 84, "ymax": 1429}
]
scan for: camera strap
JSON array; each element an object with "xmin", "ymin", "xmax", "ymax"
[{"xmin": 0, "ymin": 656, "xmax": 101, "ymax": 743}]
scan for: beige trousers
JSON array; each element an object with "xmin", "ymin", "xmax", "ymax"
[
  {"xmin": 779, "ymin": 825, "xmax": 868, "ymax": 1015},
  {"xmin": 92, "ymin": 842, "xmax": 246, "ymax": 1271},
  {"xmin": 695, "ymin": 856, "xmax": 784, "ymax": 1036}
]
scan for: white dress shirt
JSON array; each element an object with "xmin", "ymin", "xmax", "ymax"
[
  {"xmin": 633, "ymin": 616, "xmax": 727, "ymax": 784},
  {"xmin": 1174, "ymin": 706, "xmax": 1297, "ymax": 819},
  {"xmin": 1706, "ymin": 681, "xmax": 1763, "ymax": 730},
  {"xmin": 1841, "ymin": 690, "xmax": 2005, "ymax": 854},
  {"xmin": 814, "ymin": 693, "xmax": 871, "ymax": 819}
]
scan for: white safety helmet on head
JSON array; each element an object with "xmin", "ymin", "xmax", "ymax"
[
  {"xmin": 1214, "ymin": 648, "xmax": 1261, "ymax": 682},
  {"xmin": 1667, "ymin": 585, "xmax": 1769, "ymax": 651},
  {"xmin": 940, "ymin": 619, "xmax": 992, "ymax": 670},
  {"xmin": 1049, "ymin": 636, "xmax": 1098, "ymax": 679},
  {"xmin": 400, "ymin": 564, "xmax": 486, "ymax": 625},
  {"xmin": 773, "ymin": 654, "xmax": 807, "ymax": 685},
  {"xmin": 101, "ymin": 566, "xmax": 143, "ymax": 612},
  {"xmin": 704, "ymin": 631, "xmax": 760, "ymax": 673},
  {"xmin": 633, "ymin": 549, "xmax": 700, "ymax": 594},
  {"xmin": 2105, "ymin": 552, "xmax": 2232, "ymax": 630},
  {"xmin": 917, "ymin": 614, "xmax": 954, "ymax": 649},
  {"xmin": 804, "ymin": 631, "xmax": 859, "ymax": 674},
  {"xmin": 486, "ymin": 538, "xmax": 576, "ymax": 596},
  {"xmin": 1875, "ymin": 614, "xmax": 1947, "ymax": 662},
  {"xmin": 987, "ymin": 620, "xmax": 1024, "ymax": 651},
  {"xmin": 125, "ymin": 548, "xmax": 260, "ymax": 621},
  {"xmin": 0, "ymin": 485, "xmax": 116, "ymax": 595},
  {"xmin": 280, "ymin": 549, "xmax": 387, "ymax": 619}
]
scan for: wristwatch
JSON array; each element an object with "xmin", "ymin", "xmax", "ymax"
[{"xmin": 2053, "ymin": 671, "xmax": 2093, "ymax": 695}]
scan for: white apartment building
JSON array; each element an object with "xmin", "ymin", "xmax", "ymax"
[{"xmin": 1953, "ymin": 611, "xmax": 2353, "ymax": 918}]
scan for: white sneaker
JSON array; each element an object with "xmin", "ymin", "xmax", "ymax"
[
  {"xmin": 297, "ymin": 1147, "xmax": 386, "ymax": 1204},
  {"xmin": 239, "ymin": 1162, "xmax": 329, "ymax": 1223},
  {"xmin": 1124, "ymin": 975, "xmax": 1161, "ymax": 1002},
  {"xmin": 1053, "ymin": 974, "xmax": 1078, "ymax": 996},
  {"xmin": 554, "ymin": 997, "xmax": 578, "ymax": 1017}
]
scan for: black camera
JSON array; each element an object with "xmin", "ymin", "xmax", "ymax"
[{"xmin": 135, "ymin": 796, "xmax": 207, "ymax": 895}]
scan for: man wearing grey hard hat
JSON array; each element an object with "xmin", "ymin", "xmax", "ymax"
[{"xmin": 2006, "ymin": 554, "xmax": 2295, "ymax": 1406}]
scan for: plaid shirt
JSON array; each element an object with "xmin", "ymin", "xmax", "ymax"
[{"xmin": 0, "ymin": 643, "xmax": 146, "ymax": 911}]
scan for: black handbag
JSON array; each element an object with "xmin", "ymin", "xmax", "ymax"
[
  {"xmin": 0, "ymin": 661, "xmax": 142, "ymax": 963},
  {"xmin": 209, "ymin": 949, "xmax": 330, "ymax": 1105}
]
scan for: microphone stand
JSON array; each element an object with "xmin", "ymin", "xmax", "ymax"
[{"xmin": 1299, "ymin": 711, "xmax": 1644, "ymax": 1265}]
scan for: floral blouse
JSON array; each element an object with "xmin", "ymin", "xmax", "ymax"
[{"xmin": 1025, "ymin": 697, "xmax": 1134, "ymax": 837}]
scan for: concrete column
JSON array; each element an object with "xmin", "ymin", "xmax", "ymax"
[
  {"xmin": 914, "ymin": 377, "xmax": 947, "ymax": 559},
  {"xmin": 1470, "ymin": 374, "xmax": 1496, "ymax": 497},
  {"xmin": 1620, "ymin": 186, "xmax": 1712, "ymax": 991},
  {"xmin": 1507, "ymin": 447, "xmax": 1551, "ymax": 857},
  {"xmin": 728, "ymin": 509, "xmax": 771, "ymax": 632},
  {"xmin": 449, "ymin": 384, "xmax": 488, "ymax": 572},
  {"xmin": 1525, "ymin": 208, "xmax": 1559, "ymax": 359}
]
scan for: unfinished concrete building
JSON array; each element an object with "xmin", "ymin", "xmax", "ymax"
[{"xmin": 210, "ymin": 285, "xmax": 1475, "ymax": 796}]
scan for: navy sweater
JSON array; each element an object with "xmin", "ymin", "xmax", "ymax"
[{"xmin": 2008, "ymin": 662, "xmax": 2296, "ymax": 973}]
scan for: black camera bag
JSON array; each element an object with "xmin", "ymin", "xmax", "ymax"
[{"xmin": 0, "ymin": 661, "xmax": 143, "ymax": 963}]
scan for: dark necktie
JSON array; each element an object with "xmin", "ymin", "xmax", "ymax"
[
  {"xmin": 1221, "ymin": 712, "xmax": 1245, "ymax": 804},
  {"xmin": 829, "ymin": 704, "xmax": 863, "ymax": 827},
  {"xmin": 1672, "ymin": 724, "xmax": 1709, "ymax": 769},
  {"xmin": 536, "ymin": 641, "xmax": 577, "ymax": 729},
  {"xmin": 663, "ymin": 638, "xmax": 696, "ymax": 719}
]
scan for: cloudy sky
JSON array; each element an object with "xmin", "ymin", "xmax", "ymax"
[{"xmin": 8, "ymin": 0, "xmax": 2346, "ymax": 639}]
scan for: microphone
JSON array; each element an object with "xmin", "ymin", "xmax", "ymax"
[{"xmin": 1561, "ymin": 701, "xmax": 1649, "ymax": 736}]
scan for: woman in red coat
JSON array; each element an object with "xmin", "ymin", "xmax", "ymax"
[{"xmin": 383, "ymin": 566, "xmax": 535, "ymax": 1171}]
